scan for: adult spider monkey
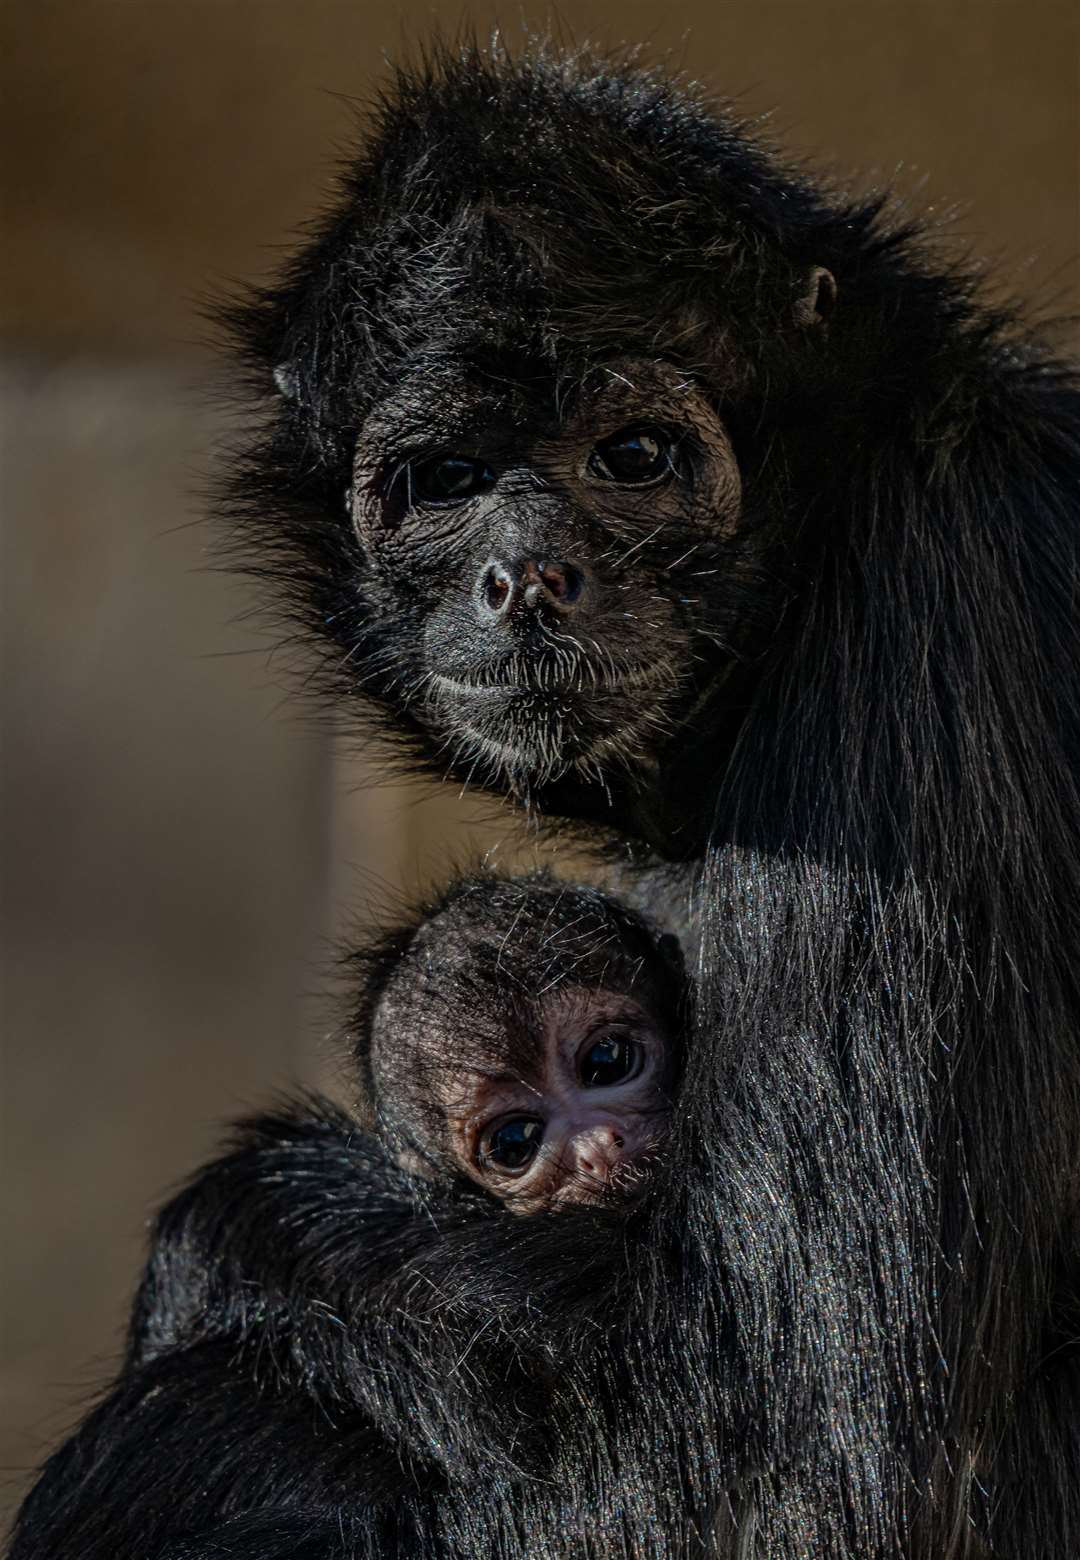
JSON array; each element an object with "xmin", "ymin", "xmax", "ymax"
[{"xmin": 11, "ymin": 40, "xmax": 1080, "ymax": 1560}]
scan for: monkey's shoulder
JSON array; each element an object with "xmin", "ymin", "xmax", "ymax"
[{"xmin": 128, "ymin": 1099, "xmax": 429, "ymax": 1365}]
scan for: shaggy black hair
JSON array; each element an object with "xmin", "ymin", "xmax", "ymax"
[
  {"xmin": 10, "ymin": 38, "xmax": 1080, "ymax": 1560},
  {"xmin": 212, "ymin": 40, "xmax": 921, "ymax": 830}
]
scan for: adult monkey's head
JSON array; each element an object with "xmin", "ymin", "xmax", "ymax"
[{"xmin": 226, "ymin": 45, "xmax": 849, "ymax": 853}]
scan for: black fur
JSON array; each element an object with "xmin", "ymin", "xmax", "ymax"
[
  {"xmin": 16, "ymin": 1103, "xmax": 640, "ymax": 1558},
  {"xmin": 11, "ymin": 40, "xmax": 1080, "ymax": 1560}
]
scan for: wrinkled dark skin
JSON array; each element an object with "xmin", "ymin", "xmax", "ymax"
[{"xmin": 349, "ymin": 358, "xmax": 749, "ymax": 839}]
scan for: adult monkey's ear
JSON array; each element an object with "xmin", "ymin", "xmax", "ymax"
[
  {"xmin": 273, "ymin": 361, "xmax": 300, "ymax": 400},
  {"xmin": 792, "ymin": 266, "xmax": 837, "ymax": 328},
  {"xmin": 657, "ymin": 932, "xmax": 687, "ymax": 982}
]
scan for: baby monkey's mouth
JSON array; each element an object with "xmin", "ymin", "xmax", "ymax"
[{"xmin": 504, "ymin": 1130, "xmax": 670, "ymax": 1217}]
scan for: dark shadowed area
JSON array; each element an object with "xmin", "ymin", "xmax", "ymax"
[{"xmin": 2, "ymin": 0, "xmax": 1076, "ymax": 1526}]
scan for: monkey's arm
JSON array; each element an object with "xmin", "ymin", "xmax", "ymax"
[
  {"xmin": 6, "ymin": 1340, "xmax": 423, "ymax": 1560},
  {"xmin": 128, "ymin": 1102, "xmax": 434, "ymax": 1367},
  {"xmin": 125, "ymin": 1102, "xmax": 560, "ymax": 1473},
  {"xmin": 9, "ymin": 1109, "xmax": 448, "ymax": 1558},
  {"xmin": 10, "ymin": 1103, "xmax": 588, "ymax": 1557},
  {"xmin": 158, "ymin": 1514, "xmax": 382, "ymax": 1560}
]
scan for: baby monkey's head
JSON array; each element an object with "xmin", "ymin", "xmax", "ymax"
[{"xmin": 353, "ymin": 875, "xmax": 685, "ymax": 1214}]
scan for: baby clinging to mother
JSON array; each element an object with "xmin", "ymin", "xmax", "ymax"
[{"xmin": 12, "ymin": 39, "xmax": 1080, "ymax": 1560}]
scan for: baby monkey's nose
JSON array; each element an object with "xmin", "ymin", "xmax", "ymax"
[{"xmin": 571, "ymin": 1123, "xmax": 628, "ymax": 1179}]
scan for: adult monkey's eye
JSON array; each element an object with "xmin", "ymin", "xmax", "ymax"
[
  {"xmin": 588, "ymin": 426, "xmax": 676, "ymax": 485},
  {"xmin": 409, "ymin": 454, "xmax": 496, "ymax": 507},
  {"xmin": 481, "ymin": 1117, "xmax": 544, "ymax": 1173},
  {"xmin": 579, "ymin": 1032, "xmax": 642, "ymax": 1088}
]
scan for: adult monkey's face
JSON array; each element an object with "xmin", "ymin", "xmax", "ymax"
[
  {"xmin": 349, "ymin": 353, "xmax": 749, "ymax": 819},
  {"xmin": 238, "ymin": 54, "xmax": 840, "ymax": 850}
]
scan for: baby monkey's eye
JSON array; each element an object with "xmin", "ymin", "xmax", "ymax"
[
  {"xmin": 480, "ymin": 1117, "xmax": 544, "ymax": 1174},
  {"xmin": 579, "ymin": 1032, "xmax": 642, "ymax": 1088}
]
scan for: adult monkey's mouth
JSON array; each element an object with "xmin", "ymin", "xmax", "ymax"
[
  {"xmin": 428, "ymin": 656, "xmax": 677, "ymax": 699},
  {"xmin": 420, "ymin": 643, "xmax": 754, "ymax": 825},
  {"xmin": 426, "ymin": 658, "xmax": 683, "ymax": 792}
]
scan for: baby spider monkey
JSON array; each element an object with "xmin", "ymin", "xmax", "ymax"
[
  {"xmin": 353, "ymin": 873, "xmax": 687, "ymax": 1214},
  {"xmin": 4, "ymin": 874, "xmax": 688, "ymax": 1557}
]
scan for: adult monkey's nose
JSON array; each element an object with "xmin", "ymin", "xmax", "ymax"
[{"xmin": 477, "ymin": 557, "xmax": 586, "ymax": 620}]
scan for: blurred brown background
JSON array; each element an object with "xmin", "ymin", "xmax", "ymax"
[{"xmin": 2, "ymin": 0, "xmax": 1077, "ymax": 1526}]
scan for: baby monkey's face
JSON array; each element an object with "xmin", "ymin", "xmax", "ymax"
[{"xmin": 444, "ymin": 987, "xmax": 672, "ymax": 1214}]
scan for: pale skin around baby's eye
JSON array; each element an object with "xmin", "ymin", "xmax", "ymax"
[{"xmin": 452, "ymin": 993, "xmax": 674, "ymax": 1212}]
